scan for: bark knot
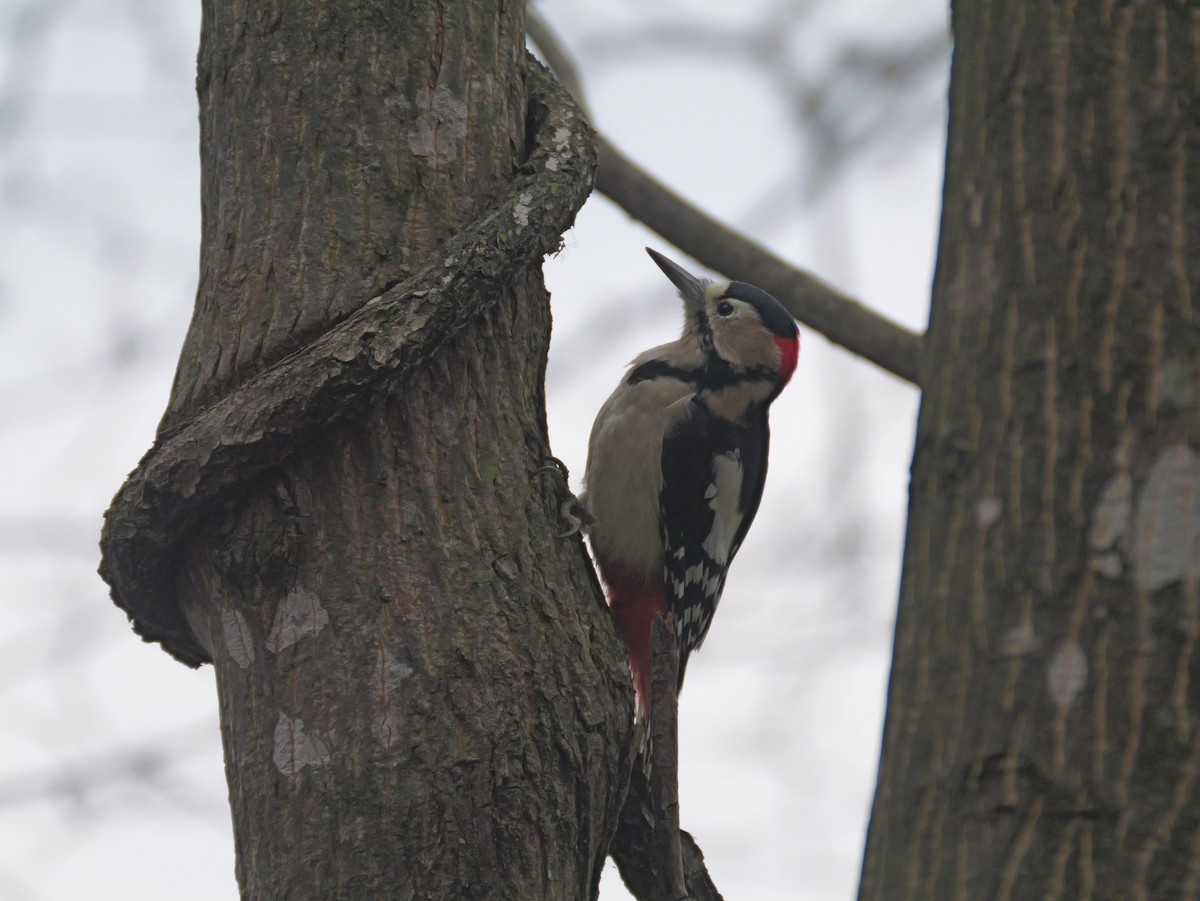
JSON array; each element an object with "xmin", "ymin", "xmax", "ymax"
[{"xmin": 98, "ymin": 57, "xmax": 597, "ymax": 665}]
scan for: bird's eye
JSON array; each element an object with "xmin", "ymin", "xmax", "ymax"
[{"xmin": 716, "ymin": 301, "xmax": 735, "ymax": 317}]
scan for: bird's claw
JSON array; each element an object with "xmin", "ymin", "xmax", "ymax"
[
  {"xmin": 555, "ymin": 498, "xmax": 594, "ymax": 538},
  {"xmin": 533, "ymin": 456, "xmax": 594, "ymax": 538},
  {"xmin": 533, "ymin": 454, "xmax": 571, "ymax": 482}
]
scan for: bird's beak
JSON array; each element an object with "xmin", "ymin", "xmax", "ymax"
[{"xmin": 646, "ymin": 248, "xmax": 709, "ymax": 308}]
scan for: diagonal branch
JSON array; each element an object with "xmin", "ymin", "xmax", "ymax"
[
  {"xmin": 98, "ymin": 57, "xmax": 598, "ymax": 665},
  {"xmin": 595, "ymin": 138, "xmax": 922, "ymax": 385},
  {"xmin": 527, "ymin": 11, "xmax": 923, "ymax": 387}
]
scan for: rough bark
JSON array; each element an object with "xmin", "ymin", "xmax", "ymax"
[
  {"xmin": 101, "ymin": 1, "xmax": 632, "ymax": 898},
  {"xmin": 861, "ymin": 1, "xmax": 1200, "ymax": 898}
]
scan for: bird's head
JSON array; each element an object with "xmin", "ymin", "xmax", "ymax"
[{"xmin": 646, "ymin": 247, "xmax": 799, "ymax": 388}]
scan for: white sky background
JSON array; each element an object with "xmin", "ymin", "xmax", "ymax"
[{"xmin": 0, "ymin": 0, "xmax": 946, "ymax": 898}]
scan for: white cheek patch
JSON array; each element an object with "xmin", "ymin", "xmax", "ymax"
[
  {"xmin": 701, "ymin": 451, "xmax": 743, "ymax": 566},
  {"xmin": 709, "ymin": 301, "xmax": 781, "ymax": 372}
]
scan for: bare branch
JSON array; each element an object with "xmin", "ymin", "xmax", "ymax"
[
  {"xmin": 527, "ymin": 11, "xmax": 923, "ymax": 387},
  {"xmin": 595, "ymin": 137, "xmax": 922, "ymax": 385},
  {"xmin": 680, "ymin": 830, "xmax": 722, "ymax": 901},
  {"xmin": 647, "ymin": 616, "xmax": 687, "ymax": 900},
  {"xmin": 610, "ymin": 617, "xmax": 723, "ymax": 901},
  {"xmin": 98, "ymin": 57, "xmax": 598, "ymax": 664}
]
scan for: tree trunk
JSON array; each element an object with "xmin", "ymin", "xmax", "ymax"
[
  {"xmin": 141, "ymin": 2, "xmax": 630, "ymax": 897},
  {"xmin": 861, "ymin": 1, "xmax": 1200, "ymax": 898}
]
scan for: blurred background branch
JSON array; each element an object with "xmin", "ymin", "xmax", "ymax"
[{"xmin": 528, "ymin": 8, "xmax": 926, "ymax": 385}]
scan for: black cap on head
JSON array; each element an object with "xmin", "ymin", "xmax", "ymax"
[{"xmin": 724, "ymin": 281, "xmax": 798, "ymax": 339}]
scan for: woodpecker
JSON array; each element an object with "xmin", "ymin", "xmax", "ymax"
[{"xmin": 581, "ymin": 248, "xmax": 799, "ymax": 720}]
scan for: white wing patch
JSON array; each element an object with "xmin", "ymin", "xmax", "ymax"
[{"xmin": 701, "ymin": 451, "xmax": 744, "ymax": 566}]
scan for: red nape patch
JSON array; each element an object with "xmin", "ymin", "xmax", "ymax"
[
  {"xmin": 597, "ymin": 560, "xmax": 668, "ymax": 720},
  {"xmin": 775, "ymin": 335, "xmax": 799, "ymax": 386}
]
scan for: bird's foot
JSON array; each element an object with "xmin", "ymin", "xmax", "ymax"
[{"xmin": 533, "ymin": 456, "xmax": 594, "ymax": 538}]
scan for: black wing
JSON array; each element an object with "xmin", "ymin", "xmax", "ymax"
[
  {"xmin": 660, "ymin": 399, "xmax": 770, "ymax": 689},
  {"xmin": 727, "ymin": 405, "xmax": 770, "ymax": 565}
]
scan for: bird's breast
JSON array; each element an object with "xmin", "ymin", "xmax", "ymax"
[{"xmin": 583, "ymin": 376, "xmax": 695, "ymax": 575}]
